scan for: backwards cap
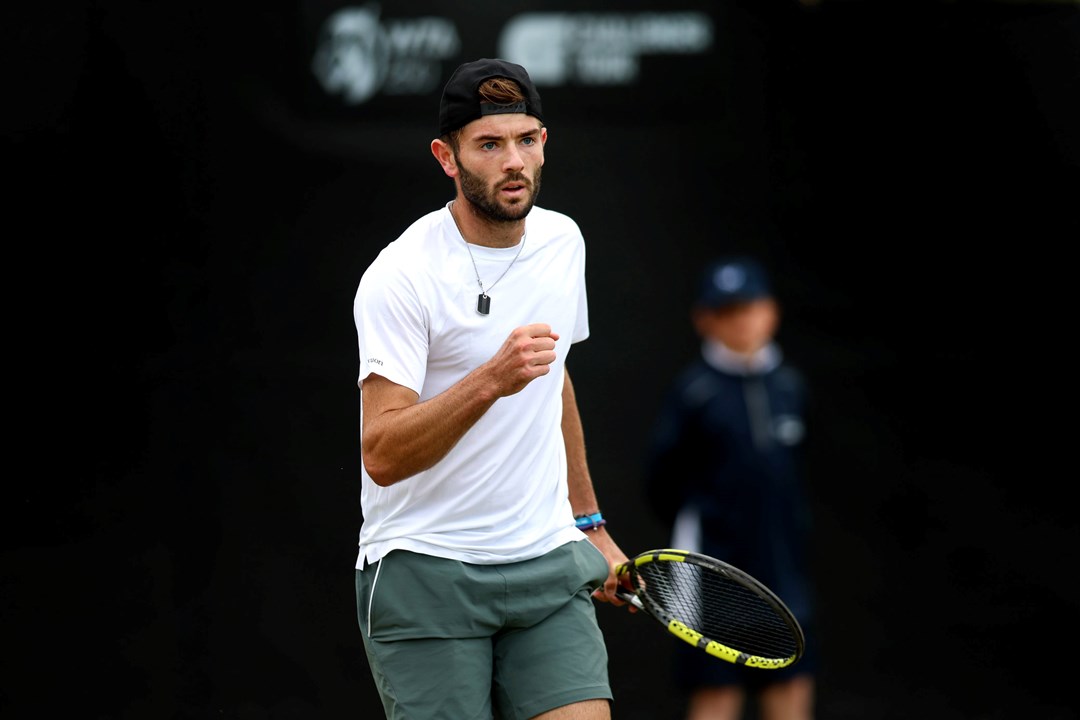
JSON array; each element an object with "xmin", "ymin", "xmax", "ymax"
[{"xmin": 438, "ymin": 58, "xmax": 544, "ymax": 136}]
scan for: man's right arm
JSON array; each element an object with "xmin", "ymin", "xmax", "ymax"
[{"xmin": 361, "ymin": 323, "xmax": 561, "ymax": 486}]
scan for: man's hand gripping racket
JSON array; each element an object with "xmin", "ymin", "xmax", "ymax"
[{"xmin": 615, "ymin": 548, "xmax": 805, "ymax": 669}]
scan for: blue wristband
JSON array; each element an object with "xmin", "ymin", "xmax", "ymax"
[{"xmin": 575, "ymin": 512, "xmax": 606, "ymax": 531}]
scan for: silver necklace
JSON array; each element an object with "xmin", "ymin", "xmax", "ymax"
[{"xmin": 450, "ymin": 201, "xmax": 526, "ymax": 315}]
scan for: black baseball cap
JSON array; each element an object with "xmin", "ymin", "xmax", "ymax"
[
  {"xmin": 438, "ymin": 58, "xmax": 544, "ymax": 136},
  {"xmin": 697, "ymin": 256, "xmax": 772, "ymax": 308}
]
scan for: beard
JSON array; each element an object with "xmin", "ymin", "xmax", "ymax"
[{"xmin": 457, "ymin": 158, "xmax": 543, "ymax": 223}]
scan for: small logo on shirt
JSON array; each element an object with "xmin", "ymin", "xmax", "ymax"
[
  {"xmin": 773, "ymin": 415, "xmax": 805, "ymax": 445},
  {"xmin": 367, "ymin": 357, "xmax": 383, "ymax": 366}
]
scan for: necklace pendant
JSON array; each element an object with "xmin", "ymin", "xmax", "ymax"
[{"xmin": 477, "ymin": 293, "xmax": 491, "ymax": 315}]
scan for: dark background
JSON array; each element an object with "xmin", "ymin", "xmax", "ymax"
[{"xmin": 5, "ymin": 1, "xmax": 1079, "ymax": 718}]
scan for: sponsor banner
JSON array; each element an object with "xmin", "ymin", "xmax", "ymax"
[{"xmin": 300, "ymin": 2, "xmax": 722, "ymax": 132}]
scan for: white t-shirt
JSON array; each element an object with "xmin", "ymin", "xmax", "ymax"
[{"xmin": 353, "ymin": 203, "xmax": 590, "ymax": 567}]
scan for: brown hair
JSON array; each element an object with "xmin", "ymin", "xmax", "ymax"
[{"xmin": 478, "ymin": 76, "xmax": 526, "ymax": 106}]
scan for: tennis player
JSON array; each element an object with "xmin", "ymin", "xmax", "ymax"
[{"xmin": 352, "ymin": 58, "xmax": 631, "ymax": 719}]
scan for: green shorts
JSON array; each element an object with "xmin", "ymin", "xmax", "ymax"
[{"xmin": 355, "ymin": 540, "xmax": 612, "ymax": 720}]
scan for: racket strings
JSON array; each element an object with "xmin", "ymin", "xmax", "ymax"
[{"xmin": 636, "ymin": 561, "xmax": 799, "ymax": 660}]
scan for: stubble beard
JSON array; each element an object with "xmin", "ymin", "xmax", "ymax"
[{"xmin": 457, "ymin": 159, "xmax": 543, "ymax": 223}]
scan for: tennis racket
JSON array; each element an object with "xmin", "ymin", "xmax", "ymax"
[{"xmin": 615, "ymin": 548, "xmax": 805, "ymax": 669}]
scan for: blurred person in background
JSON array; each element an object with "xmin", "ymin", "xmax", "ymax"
[{"xmin": 643, "ymin": 256, "xmax": 817, "ymax": 720}]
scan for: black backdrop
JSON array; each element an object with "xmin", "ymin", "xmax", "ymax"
[{"xmin": 6, "ymin": 1, "xmax": 1079, "ymax": 718}]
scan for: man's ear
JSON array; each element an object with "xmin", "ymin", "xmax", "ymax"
[
  {"xmin": 431, "ymin": 138, "xmax": 457, "ymax": 178},
  {"xmin": 690, "ymin": 306, "xmax": 714, "ymax": 338}
]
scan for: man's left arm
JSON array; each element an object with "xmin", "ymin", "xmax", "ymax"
[{"xmin": 562, "ymin": 369, "xmax": 631, "ymax": 605}]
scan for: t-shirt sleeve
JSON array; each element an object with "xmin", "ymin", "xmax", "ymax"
[
  {"xmin": 353, "ymin": 257, "xmax": 428, "ymax": 394},
  {"xmin": 572, "ymin": 227, "xmax": 590, "ymax": 344}
]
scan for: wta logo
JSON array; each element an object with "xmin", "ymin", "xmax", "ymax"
[{"xmin": 311, "ymin": 4, "xmax": 460, "ymax": 105}]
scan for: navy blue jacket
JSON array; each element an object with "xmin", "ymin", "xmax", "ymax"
[{"xmin": 644, "ymin": 342, "xmax": 814, "ymax": 623}]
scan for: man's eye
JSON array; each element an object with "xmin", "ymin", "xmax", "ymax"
[
  {"xmin": 481, "ymin": 142, "xmax": 497, "ymax": 151},
  {"xmin": 521, "ymin": 137, "xmax": 536, "ymax": 146}
]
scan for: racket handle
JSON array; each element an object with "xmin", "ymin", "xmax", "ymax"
[{"xmin": 616, "ymin": 590, "xmax": 645, "ymax": 611}]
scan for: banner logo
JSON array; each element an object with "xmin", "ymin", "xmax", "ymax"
[{"xmin": 312, "ymin": 7, "xmax": 713, "ymax": 105}]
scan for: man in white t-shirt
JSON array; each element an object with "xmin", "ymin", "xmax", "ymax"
[{"xmin": 352, "ymin": 58, "xmax": 631, "ymax": 720}]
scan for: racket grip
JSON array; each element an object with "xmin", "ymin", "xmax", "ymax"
[{"xmin": 616, "ymin": 590, "xmax": 645, "ymax": 611}]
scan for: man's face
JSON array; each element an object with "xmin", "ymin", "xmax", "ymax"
[
  {"xmin": 453, "ymin": 113, "xmax": 546, "ymax": 222},
  {"xmin": 693, "ymin": 298, "xmax": 780, "ymax": 354}
]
